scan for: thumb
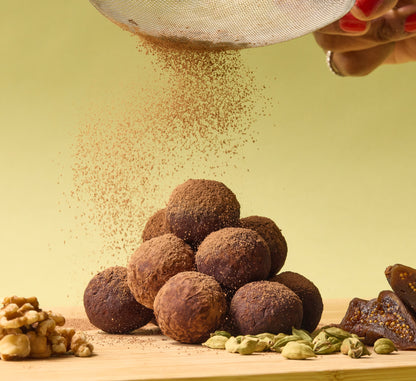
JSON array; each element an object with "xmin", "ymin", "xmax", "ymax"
[{"xmin": 351, "ymin": 0, "xmax": 398, "ymax": 20}]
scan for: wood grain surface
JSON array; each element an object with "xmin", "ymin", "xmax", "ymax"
[{"xmin": 2, "ymin": 299, "xmax": 416, "ymax": 381}]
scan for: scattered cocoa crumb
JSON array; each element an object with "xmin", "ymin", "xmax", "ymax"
[{"xmin": 65, "ymin": 318, "xmax": 96, "ymax": 332}]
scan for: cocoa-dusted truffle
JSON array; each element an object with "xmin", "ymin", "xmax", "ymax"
[
  {"xmin": 195, "ymin": 227, "xmax": 271, "ymax": 290},
  {"xmin": 240, "ymin": 215, "xmax": 287, "ymax": 277},
  {"xmin": 83, "ymin": 266, "xmax": 153, "ymax": 334},
  {"xmin": 154, "ymin": 271, "xmax": 227, "ymax": 344},
  {"xmin": 230, "ymin": 281, "xmax": 303, "ymax": 335},
  {"xmin": 141, "ymin": 208, "xmax": 170, "ymax": 242},
  {"xmin": 127, "ymin": 234, "xmax": 195, "ymax": 310},
  {"xmin": 165, "ymin": 179, "xmax": 240, "ymax": 247},
  {"xmin": 271, "ymin": 271, "xmax": 323, "ymax": 332}
]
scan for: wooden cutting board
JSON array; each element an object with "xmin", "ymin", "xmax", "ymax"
[{"xmin": 2, "ymin": 299, "xmax": 416, "ymax": 381}]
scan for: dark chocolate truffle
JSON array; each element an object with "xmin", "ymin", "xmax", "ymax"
[
  {"xmin": 141, "ymin": 208, "xmax": 170, "ymax": 242},
  {"xmin": 271, "ymin": 271, "xmax": 323, "ymax": 332},
  {"xmin": 195, "ymin": 227, "xmax": 271, "ymax": 290},
  {"xmin": 154, "ymin": 271, "xmax": 227, "ymax": 343},
  {"xmin": 230, "ymin": 281, "xmax": 303, "ymax": 335},
  {"xmin": 240, "ymin": 215, "xmax": 287, "ymax": 277},
  {"xmin": 83, "ymin": 266, "xmax": 153, "ymax": 334},
  {"xmin": 127, "ymin": 234, "xmax": 195, "ymax": 309},
  {"xmin": 165, "ymin": 179, "xmax": 240, "ymax": 247}
]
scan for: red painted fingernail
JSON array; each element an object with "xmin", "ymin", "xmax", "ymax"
[
  {"xmin": 339, "ymin": 13, "xmax": 367, "ymax": 32},
  {"xmin": 355, "ymin": 0, "xmax": 383, "ymax": 17},
  {"xmin": 405, "ymin": 13, "xmax": 416, "ymax": 33}
]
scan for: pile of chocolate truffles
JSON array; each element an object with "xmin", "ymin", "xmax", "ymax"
[{"xmin": 84, "ymin": 179, "xmax": 323, "ymax": 343}]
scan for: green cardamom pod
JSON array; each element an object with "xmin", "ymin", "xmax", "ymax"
[
  {"xmin": 271, "ymin": 335, "xmax": 301, "ymax": 352},
  {"xmin": 296, "ymin": 340, "xmax": 314, "ymax": 348},
  {"xmin": 254, "ymin": 338, "xmax": 271, "ymax": 352},
  {"xmin": 281, "ymin": 341, "xmax": 317, "ymax": 360},
  {"xmin": 225, "ymin": 336, "xmax": 259, "ymax": 355},
  {"xmin": 340, "ymin": 338, "xmax": 352, "ymax": 355},
  {"xmin": 237, "ymin": 338, "xmax": 259, "ymax": 355},
  {"xmin": 210, "ymin": 331, "xmax": 232, "ymax": 339},
  {"xmin": 312, "ymin": 331, "xmax": 330, "ymax": 344},
  {"xmin": 323, "ymin": 327, "xmax": 352, "ymax": 341},
  {"xmin": 313, "ymin": 340, "xmax": 341, "ymax": 355},
  {"xmin": 292, "ymin": 328, "xmax": 312, "ymax": 342},
  {"xmin": 235, "ymin": 336, "xmax": 245, "ymax": 344},
  {"xmin": 225, "ymin": 337, "xmax": 240, "ymax": 353},
  {"xmin": 341, "ymin": 337, "xmax": 370, "ymax": 358},
  {"xmin": 373, "ymin": 338, "xmax": 397, "ymax": 354},
  {"xmin": 202, "ymin": 335, "xmax": 229, "ymax": 349},
  {"xmin": 255, "ymin": 333, "xmax": 276, "ymax": 342}
]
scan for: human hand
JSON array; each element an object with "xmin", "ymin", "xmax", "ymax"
[{"xmin": 314, "ymin": 0, "xmax": 416, "ymax": 76}]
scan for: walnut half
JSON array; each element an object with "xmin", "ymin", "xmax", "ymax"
[
  {"xmin": 0, "ymin": 334, "xmax": 31, "ymax": 361},
  {"xmin": 0, "ymin": 299, "xmax": 47, "ymax": 329},
  {"xmin": 70, "ymin": 332, "xmax": 94, "ymax": 357}
]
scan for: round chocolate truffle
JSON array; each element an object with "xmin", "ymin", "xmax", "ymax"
[
  {"xmin": 142, "ymin": 208, "xmax": 170, "ymax": 242},
  {"xmin": 240, "ymin": 215, "xmax": 287, "ymax": 277},
  {"xmin": 165, "ymin": 179, "xmax": 240, "ymax": 247},
  {"xmin": 127, "ymin": 234, "xmax": 195, "ymax": 310},
  {"xmin": 230, "ymin": 281, "xmax": 303, "ymax": 335},
  {"xmin": 195, "ymin": 227, "xmax": 271, "ymax": 290},
  {"xmin": 154, "ymin": 271, "xmax": 227, "ymax": 343},
  {"xmin": 271, "ymin": 271, "xmax": 323, "ymax": 332},
  {"xmin": 83, "ymin": 266, "xmax": 153, "ymax": 334}
]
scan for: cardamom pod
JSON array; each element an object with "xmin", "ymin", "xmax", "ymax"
[
  {"xmin": 312, "ymin": 331, "xmax": 328, "ymax": 344},
  {"xmin": 313, "ymin": 340, "xmax": 342, "ymax": 355},
  {"xmin": 341, "ymin": 337, "xmax": 370, "ymax": 358},
  {"xmin": 255, "ymin": 333, "xmax": 276, "ymax": 342},
  {"xmin": 254, "ymin": 338, "xmax": 271, "ymax": 352},
  {"xmin": 235, "ymin": 335, "xmax": 244, "ymax": 343},
  {"xmin": 292, "ymin": 328, "xmax": 312, "ymax": 342},
  {"xmin": 225, "ymin": 336, "xmax": 259, "ymax": 355},
  {"xmin": 271, "ymin": 334, "xmax": 301, "ymax": 352},
  {"xmin": 202, "ymin": 335, "xmax": 229, "ymax": 349},
  {"xmin": 237, "ymin": 337, "xmax": 259, "ymax": 355},
  {"xmin": 323, "ymin": 327, "xmax": 352, "ymax": 341},
  {"xmin": 281, "ymin": 341, "xmax": 317, "ymax": 360},
  {"xmin": 373, "ymin": 338, "xmax": 397, "ymax": 354},
  {"xmin": 313, "ymin": 330, "xmax": 341, "ymax": 346},
  {"xmin": 225, "ymin": 337, "xmax": 240, "ymax": 353},
  {"xmin": 210, "ymin": 331, "xmax": 232, "ymax": 339},
  {"xmin": 296, "ymin": 340, "xmax": 314, "ymax": 348}
]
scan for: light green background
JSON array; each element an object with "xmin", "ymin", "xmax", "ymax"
[{"xmin": 1, "ymin": 1, "xmax": 415, "ymax": 307}]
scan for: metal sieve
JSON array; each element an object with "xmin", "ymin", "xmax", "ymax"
[{"xmin": 89, "ymin": 0, "xmax": 355, "ymax": 50}]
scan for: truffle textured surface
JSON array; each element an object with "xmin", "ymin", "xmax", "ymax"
[
  {"xmin": 154, "ymin": 271, "xmax": 227, "ymax": 344},
  {"xmin": 195, "ymin": 227, "xmax": 271, "ymax": 290},
  {"xmin": 83, "ymin": 266, "xmax": 153, "ymax": 334},
  {"xmin": 165, "ymin": 179, "xmax": 240, "ymax": 247},
  {"xmin": 230, "ymin": 281, "xmax": 303, "ymax": 335},
  {"xmin": 271, "ymin": 271, "xmax": 323, "ymax": 332},
  {"xmin": 141, "ymin": 208, "xmax": 170, "ymax": 242},
  {"xmin": 240, "ymin": 215, "xmax": 287, "ymax": 277},
  {"xmin": 127, "ymin": 234, "xmax": 195, "ymax": 309}
]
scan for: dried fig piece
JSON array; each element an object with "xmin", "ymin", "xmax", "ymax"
[
  {"xmin": 340, "ymin": 290, "xmax": 416, "ymax": 349},
  {"xmin": 385, "ymin": 264, "xmax": 416, "ymax": 314}
]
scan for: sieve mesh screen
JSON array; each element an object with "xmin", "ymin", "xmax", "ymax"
[{"xmin": 89, "ymin": 0, "xmax": 355, "ymax": 49}]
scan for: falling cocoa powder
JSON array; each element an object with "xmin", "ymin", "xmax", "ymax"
[{"xmin": 69, "ymin": 38, "xmax": 271, "ymax": 269}]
